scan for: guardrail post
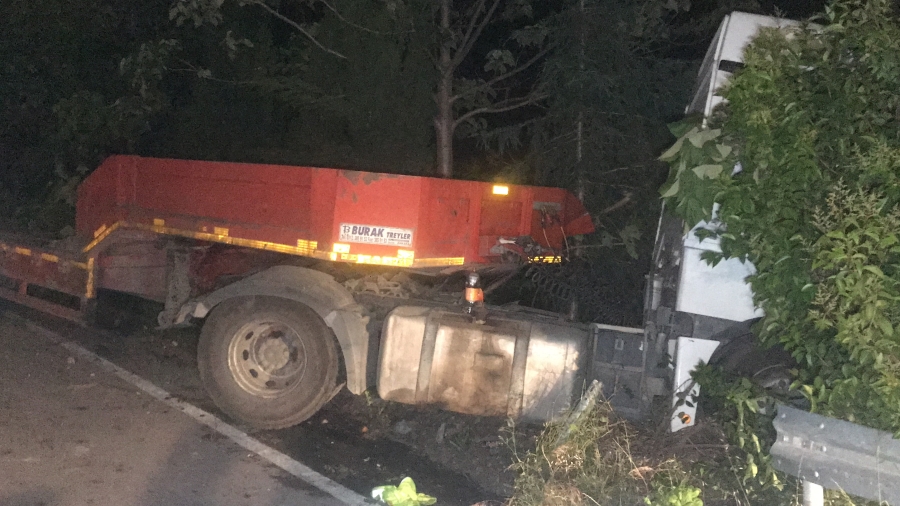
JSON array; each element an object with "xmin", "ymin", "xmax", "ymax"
[{"xmin": 802, "ymin": 481, "xmax": 823, "ymax": 506}]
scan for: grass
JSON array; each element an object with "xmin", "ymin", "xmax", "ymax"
[
  {"xmin": 503, "ymin": 401, "xmax": 882, "ymax": 506},
  {"xmin": 505, "ymin": 401, "xmax": 654, "ymax": 506}
]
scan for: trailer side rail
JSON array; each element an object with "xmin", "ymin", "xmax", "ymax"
[{"xmin": 0, "ymin": 239, "xmax": 93, "ymax": 321}]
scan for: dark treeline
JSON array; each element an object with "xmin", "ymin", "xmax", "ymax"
[{"xmin": 0, "ymin": 0, "xmax": 822, "ymax": 321}]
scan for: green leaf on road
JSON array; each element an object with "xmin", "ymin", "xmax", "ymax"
[{"xmin": 372, "ymin": 477, "xmax": 437, "ymax": 506}]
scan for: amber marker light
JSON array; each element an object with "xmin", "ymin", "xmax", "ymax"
[
  {"xmin": 464, "ymin": 272, "xmax": 484, "ymax": 303},
  {"xmin": 492, "ymin": 185, "xmax": 509, "ymax": 195}
]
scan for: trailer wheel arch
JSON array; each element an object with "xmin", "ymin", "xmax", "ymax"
[{"xmin": 186, "ymin": 265, "xmax": 370, "ymax": 395}]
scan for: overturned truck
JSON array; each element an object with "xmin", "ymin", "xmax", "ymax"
[{"xmin": 0, "ymin": 13, "xmax": 798, "ymax": 431}]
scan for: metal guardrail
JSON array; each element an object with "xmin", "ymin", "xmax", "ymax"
[{"xmin": 771, "ymin": 404, "xmax": 900, "ymax": 505}]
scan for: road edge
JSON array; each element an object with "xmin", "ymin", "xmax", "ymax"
[{"xmin": 18, "ymin": 317, "xmax": 372, "ymax": 506}]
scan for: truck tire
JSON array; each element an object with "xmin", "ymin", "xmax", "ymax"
[
  {"xmin": 198, "ymin": 296, "xmax": 339, "ymax": 429},
  {"xmin": 708, "ymin": 330, "xmax": 795, "ymax": 394}
]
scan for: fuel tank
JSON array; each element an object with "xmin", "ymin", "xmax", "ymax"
[{"xmin": 377, "ymin": 306, "xmax": 592, "ymax": 421}]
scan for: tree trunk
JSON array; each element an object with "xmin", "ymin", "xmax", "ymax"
[
  {"xmin": 435, "ymin": 74, "xmax": 454, "ymax": 178},
  {"xmin": 434, "ymin": 0, "xmax": 454, "ymax": 178}
]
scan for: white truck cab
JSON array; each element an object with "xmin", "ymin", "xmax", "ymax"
[
  {"xmin": 688, "ymin": 12, "xmax": 801, "ymax": 120},
  {"xmin": 649, "ymin": 12, "xmax": 801, "ymax": 431}
]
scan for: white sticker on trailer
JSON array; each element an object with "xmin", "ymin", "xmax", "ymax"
[{"xmin": 339, "ymin": 223, "xmax": 413, "ymax": 247}]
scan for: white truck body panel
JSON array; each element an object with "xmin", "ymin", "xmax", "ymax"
[
  {"xmin": 670, "ymin": 337, "xmax": 721, "ymax": 432},
  {"xmin": 677, "ymin": 12, "xmax": 800, "ymax": 325},
  {"xmin": 686, "ymin": 12, "xmax": 801, "ymax": 120},
  {"xmin": 676, "ymin": 221, "xmax": 763, "ymax": 322}
]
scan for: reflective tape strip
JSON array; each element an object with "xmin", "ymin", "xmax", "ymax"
[
  {"xmin": 85, "ymin": 257, "xmax": 96, "ymax": 299},
  {"xmin": 82, "ymin": 220, "xmax": 472, "ymax": 269}
]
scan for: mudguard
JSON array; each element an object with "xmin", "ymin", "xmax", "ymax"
[{"xmin": 177, "ymin": 265, "xmax": 370, "ymax": 394}]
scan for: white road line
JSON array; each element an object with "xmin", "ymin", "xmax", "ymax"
[{"xmin": 22, "ymin": 320, "xmax": 371, "ymax": 506}]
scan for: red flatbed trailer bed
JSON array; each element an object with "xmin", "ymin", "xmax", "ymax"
[
  {"xmin": 1, "ymin": 156, "xmax": 592, "ymax": 318},
  {"xmin": 77, "ymin": 156, "xmax": 593, "ymax": 269}
]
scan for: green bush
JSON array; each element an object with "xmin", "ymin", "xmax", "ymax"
[{"xmin": 660, "ymin": 0, "xmax": 900, "ymax": 434}]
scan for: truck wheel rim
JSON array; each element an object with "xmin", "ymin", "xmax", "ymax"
[{"xmin": 227, "ymin": 319, "xmax": 308, "ymax": 398}]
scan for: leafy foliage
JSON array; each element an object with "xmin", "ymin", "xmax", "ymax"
[
  {"xmin": 692, "ymin": 365, "xmax": 782, "ymax": 490},
  {"xmin": 294, "ymin": 0, "xmax": 436, "ymax": 172},
  {"xmin": 658, "ymin": 121, "xmax": 734, "ymax": 232},
  {"xmin": 644, "ymin": 483, "xmax": 703, "ymax": 506},
  {"xmin": 499, "ymin": 0, "xmax": 701, "ymax": 322},
  {"xmin": 0, "ymin": 0, "xmax": 173, "ymax": 231},
  {"xmin": 660, "ymin": 0, "xmax": 900, "ymax": 432},
  {"xmin": 431, "ymin": 0, "xmax": 554, "ymax": 177},
  {"xmin": 505, "ymin": 397, "xmax": 812, "ymax": 506},
  {"xmin": 806, "ymin": 183, "xmax": 900, "ymax": 429}
]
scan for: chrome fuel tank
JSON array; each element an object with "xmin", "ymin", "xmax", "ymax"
[{"xmin": 377, "ymin": 306, "xmax": 592, "ymax": 422}]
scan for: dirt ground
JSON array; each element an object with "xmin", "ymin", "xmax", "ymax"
[{"xmin": 318, "ymin": 390, "xmax": 537, "ymax": 497}]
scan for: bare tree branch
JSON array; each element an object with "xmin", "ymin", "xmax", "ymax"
[
  {"xmin": 244, "ymin": 0, "xmax": 347, "ymax": 59},
  {"xmin": 319, "ymin": 0, "xmax": 412, "ymax": 36},
  {"xmin": 600, "ymin": 192, "xmax": 633, "ymax": 214},
  {"xmin": 455, "ymin": 0, "xmax": 487, "ymax": 61},
  {"xmin": 597, "ymin": 164, "xmax": 655, "ymax": 176},
  {"xmin": 171, "ymin": 59, "xmax": 346, "ymax": 107},
  {"xmin": 451, "ymin": 0, "xmax": 502, "ymax": 69},
  {"xmin": 453, "ymin": 92, "xmax": 548, "ymax": 128}
]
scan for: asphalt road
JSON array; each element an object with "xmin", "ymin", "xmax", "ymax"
[{"xmin": 0, "ymin": 308, "xmax": 367, "ymax": 506}]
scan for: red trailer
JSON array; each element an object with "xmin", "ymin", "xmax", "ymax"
[
  {"xmin": 77, "ymin": 155, "xmax": 592, "ymax": 268},
  {"xmin": 0, "ymin": 156, "xmax": 597, "ymax": 428}
]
